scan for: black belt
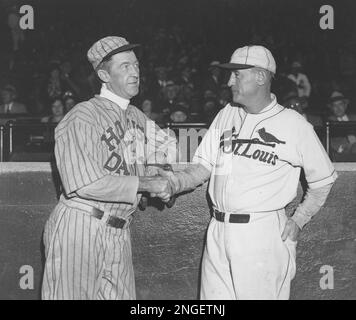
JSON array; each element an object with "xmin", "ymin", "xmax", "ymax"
[
  {"xmin": 213, "ymin": 209, "xmax": 250, "ymax": 223},
  {"xmin": 92, "ymin": 207, "xmax": 130, "ymax": 229}
]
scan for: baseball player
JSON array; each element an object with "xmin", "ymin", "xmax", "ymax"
[
  {"xmin": 41, "ymin": 36, "xmax": 176, "ymax": 300},
  {"xmin": 158, "ymin": 45, "xmax": 337, "ymax": 299}
]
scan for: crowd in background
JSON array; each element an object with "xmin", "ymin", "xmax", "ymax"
[{"xmin": 0, "ymin": 0, "xmax": 356, "ymax": 158}]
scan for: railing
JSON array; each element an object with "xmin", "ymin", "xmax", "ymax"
[
  {"xmin": 2, "ymin": 120, "xmax": 57, "ymax": 162},
  {"xmin": 0, "ymin": 125, "xmax": 4, "ymax": 162},
  {"xmin": 324, "ymin": 121, "xmax": 356, "ymax": 162},
  {"xmin": 0, "ymin": 119, "xmax": 356, "ymax": 162}
]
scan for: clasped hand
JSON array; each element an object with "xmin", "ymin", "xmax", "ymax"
[{"xmin": 149, "ymin": 168, "xmax": 177, "ymax": 203}]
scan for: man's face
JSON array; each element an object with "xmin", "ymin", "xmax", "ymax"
[
  {"xmin": 52, "ymin": 100, "xmax": 64, "ymax": 117},
  {"xmin": 65, "ymin": 98, "xmax": 76, "ymax": 111},
  {"xmin": 105, "ymin": 51, "xmax": 140, "ymax": 99},
  {"xmin": 228, "ymin": 68, "xmax": 258, "ymax": 105},
  {"xmin": 171, "ymin": 111, "xmax": 187, "ymax": 123},
  {"xmin": 1, "ymin": 90, "xmax": 14, "ymax": 104},
  {"xmin": 330, "ymin": 100, "xmax": 347, "ymax": 118},
  {"xmin": 166, "ymin": 86, "xmax": 177, "ymax": 100},
  {"xmin": 211, "ymin": 67, "xmax": 220, "ymax": 78}
]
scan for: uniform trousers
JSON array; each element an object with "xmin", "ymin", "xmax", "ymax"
[
  {"xmin": 200, "ymin": 209, "xmax": 297, "ymax": 300},
  {"xmin": 42, "ymin": 202, "xmax": 135, "ymax": 300}
]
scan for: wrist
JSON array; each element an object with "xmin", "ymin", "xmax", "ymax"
[
  {"xmin": 138, "ymin": 176, "xmax": 153, "ymax": 192},
  {"xmin": 291, "ymin": 214, "xmax": 308, "ymax": 230}
]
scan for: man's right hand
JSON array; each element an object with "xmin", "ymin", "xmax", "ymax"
[{"xmin": 138, "ymin": 176, "xmax": 173, "ymax": 195}]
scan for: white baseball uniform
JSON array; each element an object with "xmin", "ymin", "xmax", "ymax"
[{"xmin": 193, "ymin": 94, "xmax": 337, "ymax": 299}]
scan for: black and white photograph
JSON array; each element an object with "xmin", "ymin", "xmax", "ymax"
[{"xmin": 0, "ymin": 0, "xmax": 355, "ymax": 307}]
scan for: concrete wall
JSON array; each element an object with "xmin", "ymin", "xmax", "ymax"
[{"xmin": 0, "ymin": 163, "xmax": 355, "ymax": 300}]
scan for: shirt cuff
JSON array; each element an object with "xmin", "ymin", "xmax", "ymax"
[
  {"xmin": 308, "ymin": 171, "xmax": 338, "ymax": 189},
  {"xmin": 291, "ymin": 213, "xmax": 310, "ymax": 230}
]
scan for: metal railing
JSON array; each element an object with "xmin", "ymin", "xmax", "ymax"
[
  {"xmin": 0, "ymin": 125, "xmax": 4, "ymax": 162},
  {"xmin": 1, "ymin": 120, "xmax": 356, "ymax": 162},
  {"xmin": 2, "ymin": 120, "xmax": 57, "ymax": 162}
]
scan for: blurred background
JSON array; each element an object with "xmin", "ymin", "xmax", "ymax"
[{"xmin": 0, "ymin": 0, "xmax": 356, "ymax": 162}]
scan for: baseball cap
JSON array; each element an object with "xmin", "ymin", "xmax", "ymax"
[
  {"xmin": 327, "ymin": 91, "xmax": 349, "ymax": 104},
  {"xmin": 291, "ymin": 61, "xmax": 302, "ymax": 68},
  {"xmin": 87, "ymin": 36, "xmax": 140, "ymax": 70},
  {"xmin": 1, "ymin": 84, "xmax": 17, "ymax": 95},
  {"xmin": 208, "ymin": 61, "xmax": 221, "ymax": 70},
  {"xmin": 216, "ymin": 45, "xmax": 276, "ymax": 73}
]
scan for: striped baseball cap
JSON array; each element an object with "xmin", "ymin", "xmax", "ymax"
[
  {"xmin": 87, "ymin": 36, "xmax": 140, "ymax": 70},
  {"xmin": 216, "ymin": 45, "xmax": 276, "ymax": 73}
]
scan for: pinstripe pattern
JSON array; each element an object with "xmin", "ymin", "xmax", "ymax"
[
  {"xmin": 42, "ymin": 93, "xmax": 175, "ymax": 300},
  {"xmin": 54, "ymin": 96, "xmax": 174, "ymax": 218},
  {"xmin": 42, "ymin": 202, "xmax": 135, "ymax": 300}
]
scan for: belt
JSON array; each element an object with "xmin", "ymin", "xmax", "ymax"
[
  {"xmin": 61, "ymin": 199, "xmax": 131, "ymax": 229},
  {"xmin": 213, "ymin": 209, "xmax": 250, "ymax": 223},
  {"xmin": 92, "ymin": 207, "xmax": 131, "ymax": 229}
]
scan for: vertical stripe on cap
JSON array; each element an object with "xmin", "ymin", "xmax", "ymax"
[
  {"xmin": 245, "ymin": 46, "xmax": 250, "ymax": 65},
  {"xmin": 263, "ymin": 47, "xmax": 270, "ymax": 71}
]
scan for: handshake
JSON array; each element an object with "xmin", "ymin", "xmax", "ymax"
[{"xmin": 138, "ymin": 164, "xmax": 180, "ymax": 208}]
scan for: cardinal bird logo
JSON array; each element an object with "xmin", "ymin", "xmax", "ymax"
[{"xmin": 257, "ymin": 128, "xmax": 286, "ymax": 144}]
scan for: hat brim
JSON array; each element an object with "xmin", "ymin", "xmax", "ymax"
[
  {"xmin": 328, "ymin": 97, "xmax": 349, "ymax": 105},
  {"xmin": 101, "ymin": 43, "xmax": 141, "ymax": 63},
  {"xmin": 215, "ymin": 63, "xmax": 255, "ymax": 70}
]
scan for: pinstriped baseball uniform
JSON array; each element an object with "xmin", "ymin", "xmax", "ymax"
[
  {"xmin": 42, "ymin": 84, "xmax": 176, "ymax": 300},
  {"xmin": 193, "ymin": 94, "xmax": 337, "ymax": 299}
]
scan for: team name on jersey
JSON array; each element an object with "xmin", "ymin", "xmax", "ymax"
[
  {"xmin": 219, "ymin": 126, "xmax": 286, "ymax": 165},
  {"xmin": 101, "ymin": 118, "xmax": 145, "ymax": 174}
]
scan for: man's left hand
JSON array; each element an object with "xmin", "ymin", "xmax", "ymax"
[{"xmin": 281, "ymin": 219, "xmax": 300, "ymax": 242}]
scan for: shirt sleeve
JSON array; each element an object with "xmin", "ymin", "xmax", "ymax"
[
  {"xmin": 297, "ymin": 121, "xmax": 337, "ymax": 189},
  {"xmin": 192, "ymin": 114, "xmax": 221, "ymax": 172}
]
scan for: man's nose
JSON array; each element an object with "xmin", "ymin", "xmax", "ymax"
[
  {"xmin": 227, "ymin": 74, "xmax": 235, "ymax": 87},
  {"xmin": 129, "ymin": 64, "xmax": 139, "ymax": 77}
]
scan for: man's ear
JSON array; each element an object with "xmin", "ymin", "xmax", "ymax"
[
  {"xmin": 97, "ymin": 69, "xmax": 110, "ymax": 83},
  {"xmin": 255, "ymin": 69, "xmax": 267, "ymax": 86}
]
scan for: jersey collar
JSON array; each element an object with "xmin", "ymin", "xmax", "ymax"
[
  {"xmin": 99, "ymin": 84, "xmax": 130, "ymax": 110},
  {"xmin": 231, "ymin": 94, "xmax": 279, "ymax": 115}
]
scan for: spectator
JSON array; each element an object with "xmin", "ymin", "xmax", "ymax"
[
  {"xmin": 327, "ymin": 91, "xmax": 356, "ymax": 156},
  {"xmin": 7, "ymin": 4, "xmax": 25, "ymax": 70},
  {"xmin": 170, "ymin": 105, "xmax": 188, "ymax": 123},
  {"xmin": 59, "ymin": 60, "xmax": 82, "ymax": 98},
  {"xmin": 63, "ymin": 94, "xmax": 77, "ymax": 112},
  {"xmin": 0, "ymin": 85, "xmax": 28, "ymax": 114},
  {"xmin": 140, "ymin": 99, "xmax": 162, "ymax": 122},
  {"xmin": 287, "ymin": 61, "xmax": 311, "ymax": 98},
  {"xmin": 204, "ymin": 61, "xmax": 223, "ymax": 94},
  {"xmin": 148, "ymin": 66, "xmax": 169, "ymax": 100},
  {"xmin": 47, "ymin": 65, "xmax": 63, "ymax": 99},
  {"xmin": 202, "ymin": 98, "xmax": 219, "ymax": 125},
  {"xmin": 7, "ymin": 5, "xmax": 25, "ymax": 52},
  {"xmin": 218, "ymin": 84, "xmax": 231, "ymax": 109},
  {"xmin": 41, "ymin": 98, "xmax": 65, "ymax": 123},
  {"xmin": 282, "ymin": 94, "xmax": 322, "ymax": 127},
  {"xmin": 158, "ymin": 80, "xmax": 180, "ymax": 118}
]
